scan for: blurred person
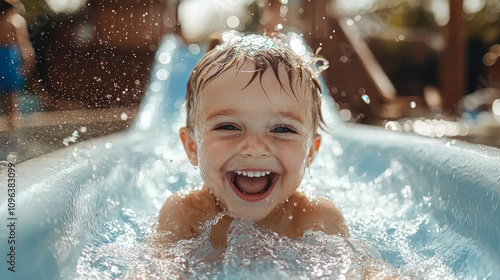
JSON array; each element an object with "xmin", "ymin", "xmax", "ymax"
[{"xmin": 0, "ymin": 0, "xmax": 34, "ymax": 129}]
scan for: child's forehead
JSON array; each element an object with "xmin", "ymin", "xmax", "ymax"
[
  {"xmin": 197, "ymin": 71, "xmax": 313, "ymax": 123},
  {"xmin": 196, "ymin": 62, "xmax": 314, "ymax": 118},
  {"xmin": 187, "ymin": 34, "xmax": 325, "ymax": 130}
]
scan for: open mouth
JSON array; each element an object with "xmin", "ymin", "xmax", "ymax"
[{"xmin": 226, "ymin": 170, "xmax": 280, "ymax": 202}]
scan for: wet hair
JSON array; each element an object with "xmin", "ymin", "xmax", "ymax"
[{"xmin": 185, "ymin": 33, "xmax": 327, "ymax": 132}]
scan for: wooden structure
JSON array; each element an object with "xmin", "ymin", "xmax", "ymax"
[
  {"xmin": 41, "ymin": 0, "xmax": 469, "ymax": 117},
  {"xmin": 43, "ymin": 0, "xmax": 172, "ymax": 109},
  {"xmin": 300, "ymin": 0, "xmax": 467, "ymax": 120},
  {"xmin": 439, "ymin": 0, "xmax": 466, "ymax": 113},
  {"xmin": 300, "ymin": 0, "xmax": 398, "ymax": 120}
]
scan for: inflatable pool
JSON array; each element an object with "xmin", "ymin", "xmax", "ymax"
[{"xmin": 1, "ymin": 33, "xmax": 499, "ymax": 279}]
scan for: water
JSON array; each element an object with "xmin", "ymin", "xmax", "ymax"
[
  {"xmin": 2, "ymin": 33, "xmax": 499, "ymax": 280},
  {"xmin": 60, "ymin": 120, "xmax": 497, "ymax": 279},
  {"xmin": 61, "ymin": 34, "xmax": 499, "ymax": 279}
]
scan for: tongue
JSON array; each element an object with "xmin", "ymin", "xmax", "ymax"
[{"xmin": 234, "ymin": 175, "xmax": 269, "ymax": 194}]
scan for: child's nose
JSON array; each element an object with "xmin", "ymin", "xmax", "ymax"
[{"xmin": 239, "ymin": 134, "xmax": 271, "ymax": 158}]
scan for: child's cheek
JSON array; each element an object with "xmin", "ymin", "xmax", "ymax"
[
  {"xmin": 298, "ymin": 136, "xmax": 314, "ymax": 171},
  {"xmin": 196, "ymin": 136, "xmax": 228, "ymax": 170}
]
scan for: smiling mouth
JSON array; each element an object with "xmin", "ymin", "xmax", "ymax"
[{"xmin": 226, "ymin": 170, "xmax": 280, "ymax": 201}]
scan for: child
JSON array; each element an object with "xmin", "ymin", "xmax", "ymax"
[
  {"xmin": 1, "ymin": 0, "xmax": 34, "ymax": 129},
  {"xmin": 156, "ymin": 33, "xmax": 348, "ymax": 249}
]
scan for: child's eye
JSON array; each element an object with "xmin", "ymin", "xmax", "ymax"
[
  {"xmin": 214, "ymin": 124, "xmax": 239, "ymax": 131},
  {"xmin": 271, "ymin": 125, "xmax": 296, "ymax": 133}
]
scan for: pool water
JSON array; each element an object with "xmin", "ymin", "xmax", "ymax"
[
  {"xmin": 64, "ymin": 103, "xmax": 498, "ymax": 279},
  {"xmin": 1, "ymin": 33, "xmax": 499, "ymax": 280}
]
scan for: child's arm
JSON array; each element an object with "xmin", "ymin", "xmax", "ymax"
[
  {"xmin": 156, "ymin": 193, "xmax": 200, "ymax": 242},
  {"xmin": 155, "ymin": 186, "xmax": 219, "ymax": 243},
  {"xmin": 135, "ymin": 190, "xmax": 214, "ymax": 279}
]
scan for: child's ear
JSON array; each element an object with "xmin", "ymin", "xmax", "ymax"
[
  {"xmin": 179, "ymin": 126, "xmax": 198, "ymax": 166},
  {"xmin": 306, "ymin": 133, "xmax": 321, "ymax": 167}
]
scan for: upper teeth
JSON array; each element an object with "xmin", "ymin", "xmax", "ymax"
[{"xmin": 235, "ymin": 171, "xmax": 271, "ymax": 177}]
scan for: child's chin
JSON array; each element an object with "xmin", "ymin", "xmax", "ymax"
[{"xmin": 229, "ymin": 207, "xmax": 271, "ymax": 222}]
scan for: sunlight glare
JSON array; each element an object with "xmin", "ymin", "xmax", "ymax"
[
  {"xmin": 463, "ymin": 0, "xmax": 485, "ymax": 15},
  {"xmin": 334, "ymin": 0, "xmax": 376, "ymax": 14},
  {"xmin": 428, "ymin": 0, "xmax": 450, "ymax": 26},
  {"xmin": 46, "ymin": 0, "xmax": 87, "ymax": 14}
]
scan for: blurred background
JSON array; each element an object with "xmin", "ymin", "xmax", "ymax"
[{"xmin": 1, "ymin": 0, "xmax": 499, "ymax": 163}]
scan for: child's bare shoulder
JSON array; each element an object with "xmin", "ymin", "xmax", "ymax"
[
  {"xmin": 157, "ymin": 186, "xmax": 218, "ymax": 239},
  {"xmin": 291, "ymin": 192, "xmax": 349, "ymax": 237}
]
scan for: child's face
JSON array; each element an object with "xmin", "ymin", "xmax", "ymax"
[{"xmin": 180, "ymin": 62, "xmax": 321, "ymax": 221}]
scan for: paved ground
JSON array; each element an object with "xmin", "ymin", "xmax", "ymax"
[
  {"xmin": 0, "ymin": 107, "xmax": 138, "ymax": 163},
  {"xmin": 1, "ymin": 102, "xmax": 499, "ymax": 164}
]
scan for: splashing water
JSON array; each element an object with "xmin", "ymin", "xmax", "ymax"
[
  {"xmin": 65, "ymin": 107, "xmax": 497, "ymax": 280},
  {"xmin": 361, "ymin": 94, "xmax": 371, "ymax": 104},
  {"xmin": 16, "ymin": 34, "xmax": 496, "ymax": 280},
  {"xmin": 62, "ymin": 130, "xmax": 80, "ymax": 146}
]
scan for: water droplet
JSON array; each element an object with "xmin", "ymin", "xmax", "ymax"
[
  {"xmin": 188, "ymin": 44, "xmax": 200, "ymax": 55},
  {"xmin": 168, "ymin": 176, "xmax": 178, "ymax": 183},
  {"xmin": 7, "ymin": 152, "xmax": 19, "ymax": 163},
  {"xmin": 293, "ymin": 202, "xmax": 298, "ymax": 207},
  {"xmin": 410, "ymin": 101, "xmax": 417, "ymax": 109},
  {"xmin": 120, "ymin": 113, "xmax": 128, "ymax": 120},
  {"xmin": 339, "ymin": 109, "xmax": 352, "ymax": 121},
  {"xmin": 362, "ymin": 94, "xmax": 371, "ymax": 104},
  {"xmin": 158, "ymin": 52, "xmax": 171, "ymax": 64},
  {"xmin": 288, "ymin": 215, "xmax": 293, "ymax": 220},
  {"xmin": 156, "ymin": 69, "xmax": 169, "ymax": 80},
  {"xmin": 385, "ymin": 121, "xmax": 402, "ymax": 131},
  {"xmin": 63, "ymin": 131, "xmax": 79, "ymax": 146},
  {"xmin": 226, "ymin": 16, "xmax": 240, "ymax": 28}
]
